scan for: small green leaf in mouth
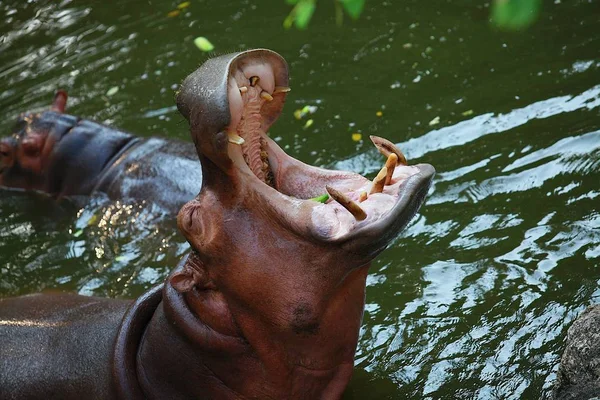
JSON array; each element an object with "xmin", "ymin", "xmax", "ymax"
[{"xmin": 309, "ymin": 194, "xmax": 329, "ymax": 203}]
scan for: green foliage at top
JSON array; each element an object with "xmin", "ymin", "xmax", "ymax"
[
  {"xmin": 284, "ymin": 0, "xmax": 365, "ymax": 30},
  {"xmin": 490, "ymin": 0, "xmax": 542, "ymax": 30},
  {"xmin": 283, "ymin": 0, "xmax": 543, "ymax": 31}
]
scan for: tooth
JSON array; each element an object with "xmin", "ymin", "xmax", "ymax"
[
  {"xmin": 359, "ymin": 191, "xmax": 368, "ymax": 202},
  {"xmin": 369, "ymin": 166, "xmax": 388, "ymax": 194},
  {"xmin": 385, "ymin": 154, "xmax": 398, "ymax": 185},
  {"xmin": 228, "ymin": 132, "xmax": 245, "ymax": 145},
  {"xmin": 239, "ymin": 86, "xmax": 248, "ymax": 93},
  {"xmin": 261, "ymin": 91, "xmax": 273, "ymax": 102},
  {"xmin": 273, "ymin": 86, "xmax": 291, "ymax": 94},
  {"xmin": 369, "ymin": 135, "xmax": 408, "ymax": 166},
  {"xmin": 326, "ymin": 186, "xmax": 367, "ymax": 221},
  {"xmin": 249, "ymin": 76, "xmax": 260, "ymax": 87}
]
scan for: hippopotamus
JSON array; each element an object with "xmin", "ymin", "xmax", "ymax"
[
  {"xmin": 0, "ymin": 49, "xmax": 435, "ymax": 399},
  {"xmin": 0, "ymin": 91, "xmax": 200, "ymax": 214}
]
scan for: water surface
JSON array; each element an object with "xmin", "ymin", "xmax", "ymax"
[{"xmin": 1, "ymin": 0, "xmax": 599, "ymax": 398}]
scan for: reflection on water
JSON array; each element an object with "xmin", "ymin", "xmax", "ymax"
[{"xmin": 1, "ymin": 0, "xmax": 599, "ymax": 398}]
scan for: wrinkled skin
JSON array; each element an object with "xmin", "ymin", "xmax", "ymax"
[
  {"xmin": 0, "ymin": 49, "xmax": 434, "ymax": 400},
  {"xmin": 0, "ymin": 92, "xmax": 200, "ymax": 214}
]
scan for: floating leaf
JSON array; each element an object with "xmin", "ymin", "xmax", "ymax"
[
  {"xmin": 177, "ymin": 1, "xmax": 191, "ymax": 9},
  {"xmin": 303, "ymin": 119, "xmax": 314, "ymax": 129},
  {"xmin": 167, "ymin": 9, "xmax": 180, "ymax": 17},
  {"xmin": 106, "ymin": 86, "xmax": 119, "ymax": 96},
  {"xmin": 461, "ymin": 109, "xmax": 474, "ymax": 116},
  {"xmin": 194, "ymin": 36, "xmax": 214, "ymax": 52},
  {"xmin": 73, "ymin": 229, "xmax": 83, "ymax": 237},
  {"xmin": 309, "ymin": 194, "xmax": 329, "ymax": 203},
  {"xmin": 352, "ymin": 133, "xmax": 362, "ymax": 141},
  {"xmin": 294, "ymin": 109, "xmax": 303, "ymax": 120},
  {"xmin": 491, "ymin": 0, "xmax": 541, "ymax": 30},
  {"xmin": 376, "ymin": 111, "xmax": 383, "ymax": 117},
  {"xmin": 429, "ymin": 116, "xmax": 440, "ymax": 126},
  {"xmin": 340, "ymin": 0, "xmax": 365, "ymax": 20}
]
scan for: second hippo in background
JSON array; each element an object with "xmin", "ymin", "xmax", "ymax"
[{"xmin": 0, "ymin": 91, "xmax": 201, "ymax": 214}]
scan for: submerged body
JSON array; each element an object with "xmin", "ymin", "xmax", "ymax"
[
  {"xmin": 0, "ymin": 49, "xmax": 434, "ymax": 399},
  {"xmin": 0, "ymin": 93, "xmax": 201, "ymax": 214}
]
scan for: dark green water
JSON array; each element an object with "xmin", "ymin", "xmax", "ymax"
[{"xmin": 1, "ymin": 0, "xmax": 599, "ymax": 398}]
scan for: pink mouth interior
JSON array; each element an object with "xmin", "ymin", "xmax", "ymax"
[{"xmin": 225, "ymin": 59, "xmax": 423, "ymax": 238}]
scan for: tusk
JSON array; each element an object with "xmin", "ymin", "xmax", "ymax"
[
  {"xmin": 369, "ymin": 166, "xmax": 387, "ymax": 194},
  {"xmin": 326, "ymin": 186, "xmax": 367, "ymax": 221},
  {"xmin": 359, "ymin": 191, "xmax": 368, "ymax": 202},
  {"xmin": 228, "ymin": 132, "xmax": 245, "ymax": 145},
  {"xmin": 384, "ymin": 153, "xmax": 398, "ymax": 185},
  {"xmin": 249, "ymin": 76, "xmax": 260, "ymax": 87},
  {"xmin": 239, "ymin": 86, "xmax": 248, "ymax": 93},
  {"xmin": 273, "ymin": 86, "xmax": 291, "ymax": 94},
  {"xmin": 260, "ymin": 91, "xmax": 274, "ymax": 102},
  {"xmin": 369, "ymin": 135, "xmax": 408, "ymax": 166}
]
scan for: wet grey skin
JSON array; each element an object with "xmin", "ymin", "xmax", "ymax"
[
  {"xmin": 0, "ymin": 49, "xmax": 434, "ymax": 400},
  {"xmin": 0, "ymin": 90, "xmax": 201, "ymax": 215}
]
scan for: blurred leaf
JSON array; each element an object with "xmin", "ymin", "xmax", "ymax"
[
  {"xmin": 340, "ymin": 0, "xmax": 365, "ymax": 19},
  {"xmin": 295, "ymin": 0, "xmax": 316, "ymax": 29},
  {"xmin": 177, "ymin": 1, "xmax": 190, "ymax": 9},
  {"xmin": 429, "ymin": 116, "xmax": 440, "ymax": 126},
  {"xmin": 194, "ymin": 36, "xmax": 214, "ymax": 52},
  {"xmin": 335, "ymin": 1, "xmax": 343, "ymax": 26},
  {"xmin": 167, "ymin": 10, "xmax": 180, "ymax": 17},
  {"xmin": 462, "ymin": 109, "xmax": 474, "ymax": 116},
  {"xmin": 491, "ymin": 0, "xmax": 541, "ymax": 30},
  {"xmin": 352, "ymin": 133, "xmax": 362, "ymax": 141},
  {"xmin": 303, "ymin": 118, "xmax": 314, "ymax": 129}
]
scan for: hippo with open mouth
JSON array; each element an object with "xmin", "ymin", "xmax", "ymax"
[
  {"xmin": 0, "ymin": 49, "xmax": 434, "ymax": 399},
  {"xmin": 0, "ymin": 91, "xmax": 200, "ymax": 214}
]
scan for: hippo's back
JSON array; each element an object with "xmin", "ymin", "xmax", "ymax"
[
  {"xmin": 96, "ymin": 138, "xmax": 201, "ymax": 214},
  {"xmin": 0, "ymin": 293, "xmax": 131, "ymax": 400}
]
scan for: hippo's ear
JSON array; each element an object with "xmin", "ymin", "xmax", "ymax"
[{"xmin": 51, "ymin": 90, "xmax": 68, "ymax": 113}]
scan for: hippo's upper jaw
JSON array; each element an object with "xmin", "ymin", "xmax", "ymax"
[{"xmin": 177, "ymin": 49, "xmax": 435, "ymax": 263}]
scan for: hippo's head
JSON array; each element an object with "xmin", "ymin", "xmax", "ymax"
[
  {"xmin": 0, "ymin": 92, "xmax": 69, "ymax": 192},
  {"xmin": 165, "ymin": 49, "xmax": 434, "ymax": 398},
  {"xmin": 0, "ymin": 92, "xmax": 134, "ymax": 198}
]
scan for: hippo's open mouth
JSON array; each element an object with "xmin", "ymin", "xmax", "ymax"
[{"xmin": 177, "ymin": 49, "xmax": 434, "ymax": 252}]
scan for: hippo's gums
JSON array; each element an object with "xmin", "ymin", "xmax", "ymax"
[
  {"xmin": 0, "ymin": 49, "xmax": 435, "ymax": 399},
  {"xmin": 0, "ymin": 91, "xmax": 200, "ymax": 214}
]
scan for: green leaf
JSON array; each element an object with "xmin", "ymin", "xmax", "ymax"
[
  {"xmin": 294, "ymin": 0, "xmax": 316, "ymax": 30},
  {"xmin": 340, "ymin": 0, "xmax": 365, "ymax": 20},
  {"xmin": 491, "ymin": 0, "xmax": 541, "ymax": 30},
  {"xmin": 194, "ymin": 36, "xmax": 214, "ymax": 52},
  {"xmin": 335, "ymin": 1, "xmax": 343, "ymax": 26},
  {"xmin": 309, "ymin": 194, "xmax": 329, "ymax": 203}
]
